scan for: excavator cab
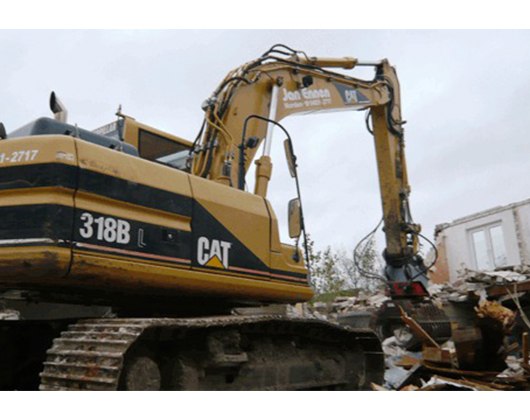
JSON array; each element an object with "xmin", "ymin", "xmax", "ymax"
[{"xmin": 94, "ymin": 113, "xmax": 193, "ymax": 171}]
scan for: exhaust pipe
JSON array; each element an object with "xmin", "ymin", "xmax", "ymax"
[{"xmin": 49, "ymin": 91, "xmax": 68, "ymax": 123}]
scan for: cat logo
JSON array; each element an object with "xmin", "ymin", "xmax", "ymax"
[
  {"xmin": 197, "ymin": 237, "xmax": 232, "ymax": 269},
  {"xmin": 344, "ymin": 89, "xmax": 359, "ymax": 104}
]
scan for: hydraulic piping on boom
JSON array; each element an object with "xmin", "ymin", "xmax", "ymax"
[{"xmin": 191, "ymin": 44, "xmax": 430, "ymax": 298}]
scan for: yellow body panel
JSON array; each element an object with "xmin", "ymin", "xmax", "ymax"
[
  {"xmin": 0, "ymin": 135, "xmax": 77, "ymax": 166},
  {"xmin": 0, "ymin": 246, "xmax": 72, "ymax": 282},
  {"xmin": 75, "ymin": 139, "xmax": 192, "ymax": 197},
  {"xmin": 265, "ymin": 200, "xmax": 306, "ymax": 277},
  {"xmin": 189, "ymin": 175, "xmax": 271, "ymax": 267},
  {"xmin": 0, "ymin": 134, "xmax": 312, "ymax": 306},
  {"xmin": 0, "ymin": 187, "xmax": 73, "ymax": 208},
  {"xmin": 70, "ymin": 251, "xmax": 312, "ymax": 303}
]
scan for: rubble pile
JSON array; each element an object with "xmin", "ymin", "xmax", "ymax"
[
  {"xmin": 301, "ymin": 265, "xmax": 530, "ymax": 390},
  {"xmin": 305, "ymin": 290, "xmax": 389, "ymax": 321},
  {"xmin": 374, "ymin": 265, "xmax": 530, "ymax": 390},
  {"xmin": 460, "ymin": 265, "xmax": 530, "ymax": 285},
  {"xmin": 376, "ymin": 295, "xmax": 530, "ymax": 391},
  {"xmin": 427, "ymin": 265, "xmax": 530, "ymax": 304}
]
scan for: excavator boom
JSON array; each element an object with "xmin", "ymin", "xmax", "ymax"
[{"xmin": 192, "ymin": 46, "xmax": 428, "ymax": 296}]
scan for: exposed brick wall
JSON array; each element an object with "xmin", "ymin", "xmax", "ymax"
[{"xmin": 430, "ymin": 235, "xmax": 450, "ymax": 284}]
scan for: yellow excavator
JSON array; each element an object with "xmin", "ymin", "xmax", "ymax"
[{"xmin": 0, "ymin": 45, "xmax": 438, "ymax": 390}]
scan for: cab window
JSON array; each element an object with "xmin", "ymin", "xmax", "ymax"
[{"xmin": 139, "ymin": 129, "xmax": 188, "ymax": 161}]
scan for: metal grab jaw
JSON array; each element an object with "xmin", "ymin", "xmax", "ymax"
[{"xmin": 384, "ymin": 257, "xmax": 430, "ymax": 299}]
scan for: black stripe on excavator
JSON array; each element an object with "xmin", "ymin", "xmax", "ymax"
[
  {"xmin": 77, "ymin": 168, "xmax": 191, "ymax": 217},
  {"xmin": 0, "ymin": 162, "xmax": 77, "ymax": 190},
  {"xmin": 73, "ymin": 205, "xmax": 306, "ymax": 283},
  {"xmin": 0, "ymin": 163, "xmax": 192, "ymax": 217},
  {"xmin": 0, "ymin": 204, "xmax": 73, "ymax": 245},
  {"xmin": 0, "ymin": 203, "xmax": 306, "ymax": 283},
  {"xmin": 72, "ymin": 208, "xmax": 192, "ymax": 264},
  {"xmin": 71, "ymin": 205, "xmax": 306, "ymax": 284},
  {"xmin": 0, "ymin": 165, "xmax": 306, "ymax": 282},
  {"xmin": 0, "ymin": 203, "xmax": 192, "ymax": 263}
]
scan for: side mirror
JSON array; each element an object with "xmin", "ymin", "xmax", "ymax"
[
  {"xmin": 288, "ymin": 198, "xmax": 302, "ymax": 239},
  {"xmin": 283, "ymin": 138, "xmax": 297, "ymax": 178}
]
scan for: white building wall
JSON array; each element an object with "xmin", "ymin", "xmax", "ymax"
[
  {"xmin": 435, "ymin": 198, "xmax": 530, "ymax": 283},
  {"xmin": 515, "ymin": 203, "xmax": 530, "ymax": 264}
]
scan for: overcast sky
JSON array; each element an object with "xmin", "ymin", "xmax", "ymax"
[{"xmin": 1, "ymin": 30, "xmax": 529, "ymax": 255}]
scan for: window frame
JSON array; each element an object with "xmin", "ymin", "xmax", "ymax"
[
  {"xmin": 468, "ymin": 221, "xmax": 507, "ymax": 270},
  {"xmin": 138, "ymin": 128, "xmax": 189, "ymax": 162}
]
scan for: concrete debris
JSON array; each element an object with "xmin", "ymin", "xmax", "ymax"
[
  {"xmin": 463, "ymin": 271, "xmax": 527, "ymax": 285},
  {"xmin": 458, "ymin": 265, "xmax": 530, "ymax": 285},
  {"xmin": 425, "ymin": 265, "xmax": 530, "ymax": 305},
  {"xmin": 382, "ymin": 336, "xmax": 408, "ymax": 359},
  {"xmin": 496, "ymin": 355, "xmax": 530, "ymax": 383},
  {"xmin": 385, "ymin": 362, "xmax": 423, "ymax": 390},
  {"xmin": 0, "ymin": 309, "xmax": 20, "ymax": 320},
  {"xmin": 420, "ymin": 375, "xmax": 498, "ymax": 391},
  {"xmin": 420, "ymin": 375, "xmax": 476, "ymax": 390},
  {"xmin": 303, "ymin": 291, "xmax": 389, "ymax": 321},
  {"xmin": 367, "ymin": 293, "xmax": 390, "ymax": 308},
  {"xmin": 427, "ymin": 280, "xmax": 482, "ymax": 304},
  {"xmin": 384, "ymin": 365, "xmax": 414, "ymax": 389},
  {"xmin": 393, "ymin": 327, "xmax": 414, "ymax": 348},
  {"xmin": 381, "ymin": 335, "xmax": 423, "ymax": 389}
]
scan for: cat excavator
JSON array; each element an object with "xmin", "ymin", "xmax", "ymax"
[{"xmin": 0, "ymin": 45, "xmax": 441, "ymax": 390}]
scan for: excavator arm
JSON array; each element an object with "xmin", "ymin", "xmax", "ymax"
[{"xmin": 191, "ymin": 46, "xmax": 429, "ymax": 297}]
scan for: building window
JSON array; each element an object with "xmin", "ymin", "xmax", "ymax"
[{"xmin": 469, "ymin": 223, "xmax": 507, "ymax": 270}]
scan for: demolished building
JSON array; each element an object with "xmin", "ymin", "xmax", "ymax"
[
  {"xmin": 431, "ymin": 197, "xmax": 530, "ymax": 284},
  {"xmin": 305, "ymin": 198, "xmax": 530, "ymax": 390}
]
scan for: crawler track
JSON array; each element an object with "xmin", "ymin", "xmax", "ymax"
[{"xmin": 40, "ymin": 315, "xmax": 383, "ymax": 390}]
